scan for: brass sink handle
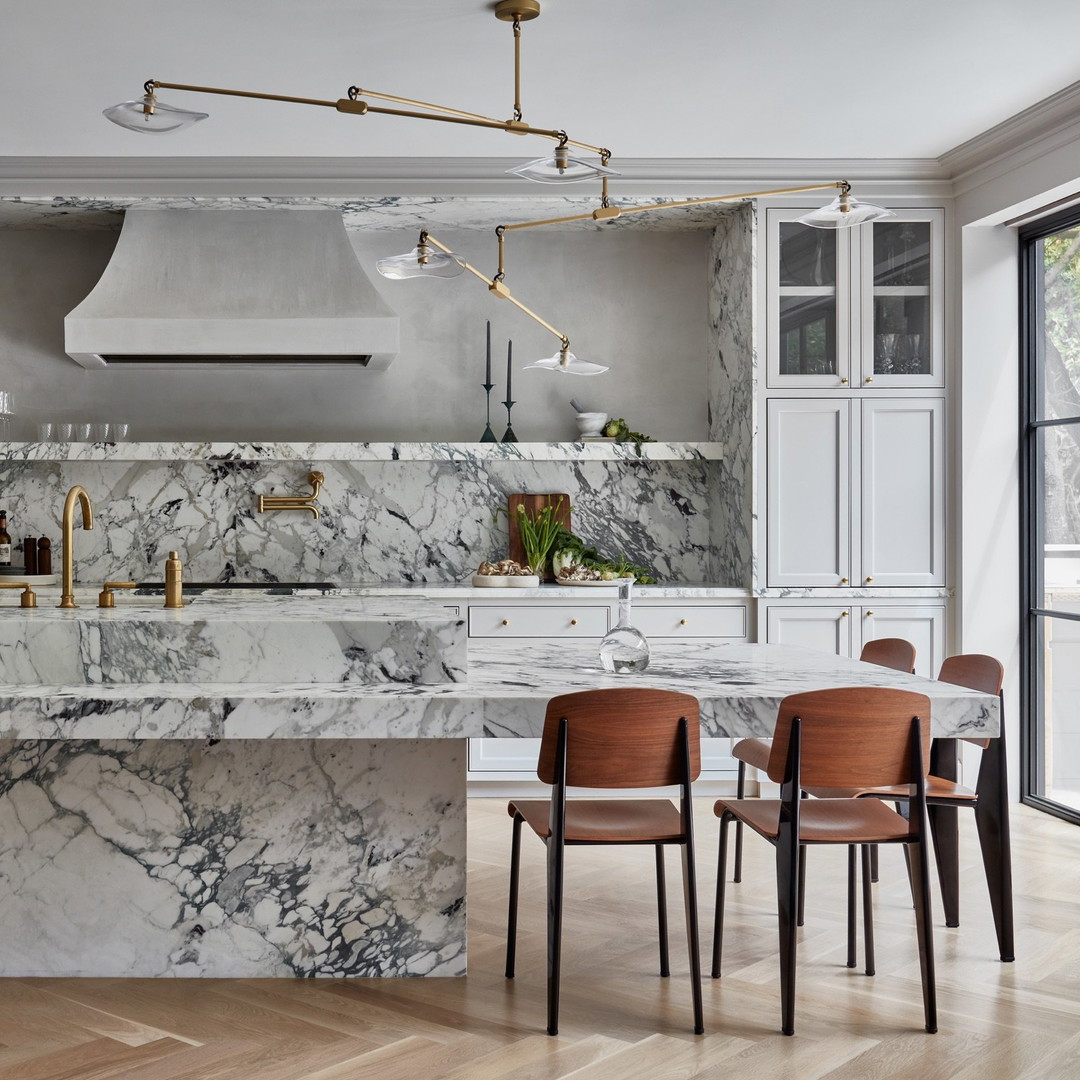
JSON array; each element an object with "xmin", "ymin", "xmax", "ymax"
[
  {"xmin": 0, "ymin": 581, "xmax": 37, "ymax": 608},
  {"xmin": 98, "ymin": 581, "xmax": 137, "ymax": 608},
  {"xmin": 256, "ymin": 470, "xmax": 324, "ymax": 521}
]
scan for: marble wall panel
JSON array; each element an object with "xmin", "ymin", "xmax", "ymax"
[
  {"xmin": 0, "ymin": 738, "xmax": 466, "ymax": 977},
  {"xmin": 234, "ymin": 458, "xmax": 719, "ymax": 582},
  {"xmin": 707, "ymin": 206, "xmax": 757, "ymax": 590}
]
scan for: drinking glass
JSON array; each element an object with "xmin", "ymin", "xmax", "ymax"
[
  {"xmin": 37, "ymin": 422, "xmax": 55, "ymax": 442},
  {"xmin": 56, "ymin": 423, "xmax": 74, "ymax": 442},
  {"xmin": 598, "ymin": 579, "xmax": 650, "ymax": 673},
  {"xmin": 76, "ymin": 423, "xmax": 93, "ymax": 441}
]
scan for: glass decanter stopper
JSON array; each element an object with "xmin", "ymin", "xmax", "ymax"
[{"xmin": 598, "ymin": 578, "xmax": 650, "ymax": 673}]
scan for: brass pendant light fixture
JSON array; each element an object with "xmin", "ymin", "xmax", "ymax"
[{"xmin": 104, "ymin": 0, "xmax": 891, "ymax": 376}]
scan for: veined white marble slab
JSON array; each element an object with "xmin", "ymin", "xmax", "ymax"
[
  {"xmin": 0, "ymin": 643, "xmax": 999, "ymax": 742},
  {"xmin": 0, "ymin": 595, "xmax": 466, "ymax": 686},
  {"xmin": 0, "ymin": 440, "xmax": 724, "ymax": 463}
]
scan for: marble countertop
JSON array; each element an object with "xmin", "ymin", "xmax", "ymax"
[{"xmin": 0, "ymin": 642, "xmax": 999, "ymax": 743}]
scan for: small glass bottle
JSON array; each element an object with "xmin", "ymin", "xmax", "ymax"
[
  {"xmin": 598, "ymin": 578, "xmax": 650, "ymax": 674},
  {"xmin": 0, "ymin": 511, "xmax": 11, "ymax": 567}
]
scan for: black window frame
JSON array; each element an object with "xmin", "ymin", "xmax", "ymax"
[{"xmin": 1020, "ymin": 202, "xmax": 1080, "ymax": 825}]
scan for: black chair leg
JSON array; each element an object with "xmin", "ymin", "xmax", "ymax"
[
  {"xmin": 777, "ymin": 826, "xmax": 800, "ymax": 1036},
  {"xmin": 870, "ymin": 843, "xmax": 879, "ymax": 883},
  {"xmin": 861, "ymin": 844, "xmax": 875, "ymax": 977},
  {"xmin": 712, "ymin": 814, "xmax": 731, "ymax": 978},
  {"xmin": 797, "ymin": 843, "xmax": 807, "ymax": 927},
  {"xmin": 682, "ymin": 842, "xmax": 705, "ymax": 1035},
  {"xmin": 734, "ymin": 761, "xmax": 746, "ymax": 883},
  {"xmin": 546, "ymin": 834, "xmax": 565, "ymax": 1036},
  {"xmin": 506, "ymin": 812, "xmax": 523, "ymax": 979},
  {"xmin": 655, "ymin": 844, "xmax": 670, "ymax": 977},
  {"xmin": 909, "ymin": 838, "xmax": 938, "ymax": 1034},
  {"xmin": 975, "ymin": 737, "xmax": 1015, "ymax": 962},
  {"xmin": 929, "ymin": 804, "xmax": 960, "ymax": 928},
  {"xmin": 846, "ymin": 845, "xmax": 857, "ymax": 969}
]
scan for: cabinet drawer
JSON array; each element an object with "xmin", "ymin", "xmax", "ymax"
[
  {"xmin": 468, "ymin": 605, "xmax": 610, "ymax": 638},
  {"xmin": 634, "ymin": 605, "xmax": 747, "ymax": 639}
]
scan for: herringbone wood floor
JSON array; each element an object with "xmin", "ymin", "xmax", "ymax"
[{"xmin": 3, "ymin": 798, "xmax": 1079, "ymax": 1079}]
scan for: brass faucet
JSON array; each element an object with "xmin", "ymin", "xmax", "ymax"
[
  {"xmin": 59, "ymin": 485, "xmax": 94, "ymax": 608},
  {"xmin": 257, "ymin": 471, "xmax": 324, "ymax": 520}
]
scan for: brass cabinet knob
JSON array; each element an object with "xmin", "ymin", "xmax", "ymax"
[
  {"xmin": 865, "ymin": 610, "xmax": 875, "ymax": 617},
  {"xmin": 680, "ymin": 618, "xmax": 687, "ymax": 626},
  {"xmin": 840, "ymin": 577, "xmax": 849, "ymax": 584},
  {"xmin": 865, "ymin": 576, "xmax": 873, "ymax": 583},
  {"xmin": 501, "ymin": 618, "xmax": 509, "ymax": 626},
  {"xmin": 840, "ymin": 610, "xmax": 850, "ymax": 618},
  {"xmin": 570, "ymin": 618, "xmax": 578, "ymax": 626},
  {"xmin": 865, "ymin": 376, "xmax": 873, "ymax": 383},
  {"xmin": 840, "ymin": 377, "xmax": 849, "ymax": 384}
]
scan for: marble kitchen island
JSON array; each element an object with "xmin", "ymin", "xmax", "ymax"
[{"xmin": 0, "ymin": 627, "xmax": 999, "ymax": 980}]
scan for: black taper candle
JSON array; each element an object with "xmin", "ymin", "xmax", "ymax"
[
  {"xmin": 485, "ymin": 321, "xmax": 491, "ymax": 386},
  {"xmin": 506, "ymin": 340, "xmax": 512, "ymax": 401}
]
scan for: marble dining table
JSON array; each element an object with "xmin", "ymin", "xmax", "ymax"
[{"xmin": 0, "ymin": 641, "xmax": 1003, "ymax": 979}]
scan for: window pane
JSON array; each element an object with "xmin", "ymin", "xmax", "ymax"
[
  {"xmin": 779, "ymin": 296, "xmax": 836, "ymax": 375},
  {"xmin": 778, "ymin": 224, "xmax": 835, "ymax": 287},
  {"xmin": 1038, "ymin": 225, "xmax": 1080, "ymax": 421},
  {"xmin": 1039, "ymin": 421, "xmax": 1080, "ymax": 609},
  {"xmin": 1037, "ymin": 613, "xmax": 1080, "ymax": 812}
]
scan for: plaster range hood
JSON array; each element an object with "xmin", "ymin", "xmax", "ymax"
[{"xmin": 64, "ymin": 207, "xmax": 399, "ymax": 369}]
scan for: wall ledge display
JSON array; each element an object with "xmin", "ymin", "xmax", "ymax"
[{"xmin": 0, "ymin": 440, "xmax": 724, "ymax": 464}]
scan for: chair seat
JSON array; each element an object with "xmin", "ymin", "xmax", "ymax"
[
  {"xmin": 803, "ymin": 775, "xmax": 978, "ymax": 803},
  {"xmin": 714, "ymin": 796, "xmax": 914, "ymax": 844},
  {"xmin": 732, "ymin": 737, "xmax": 771, "ymax": 771},
  {"xmin": 509, "ymin": 798, "xmax": 685, "ymax": 843}
]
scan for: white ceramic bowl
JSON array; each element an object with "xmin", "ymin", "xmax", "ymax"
[
  {"xmin": 575, "ymin": 412, "xmax": 608, "ymax": 438},
  {"xmin": 472, "ymin": 574, "xmax": 541, "ymax": 588}
]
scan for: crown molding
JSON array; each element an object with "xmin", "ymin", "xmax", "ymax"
[
  {"xmin": 941, "ymin": 80, "xmax": 1080, "ymax": 195},
  {"xmin": 0, "ymin": 155, "xmax": 950, "ymax": 199}
]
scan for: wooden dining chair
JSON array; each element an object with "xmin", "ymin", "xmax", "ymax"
[
  {"xmin": 505, "ymin": 687, "xmax": 704, "ymax": 1036},
  {"xmin": 712, "ymin": 687, "xmax": 937, "ymax": 1036},
  {"xmin": 810, "ymin": 654, "xmax": 1012, "ymax": 963},
  {"xmin": 731, "ymin": 637, "xmax": 917, "ymax": 884}
]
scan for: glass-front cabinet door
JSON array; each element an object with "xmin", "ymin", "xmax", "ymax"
[
  {"xmin": 858, "ymin": 208, "xmax": 944, "ymax": 388},
  {"xmin": 767, "ymin": 206, "xmax": 944, "ymax": 388},
  {"xmin": 767, "ymin": 209, "xmax": 851, "ymax": 387}
]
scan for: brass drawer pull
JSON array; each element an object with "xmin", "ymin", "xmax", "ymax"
[
  {"xmin": 570, "ymin": 618, "xmax": 578, "ymax": 626},
  {"xmin": 680, "ymin": 618, "xmax": 687, "ymax": 626},
  {"xmin": 840, "ymin": 610, "xmax": 850, "ymax": 618},
  {"xmin": 501, "ymin": 618, "xmax": 509, "ymax": 626},
  {"xmin": 840, "ymin": 577, "xmax": 849, "ymax": 584}
]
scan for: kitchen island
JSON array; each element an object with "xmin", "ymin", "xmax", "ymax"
[{"xmin": 0, "ymin": 626, "xmax": 998, "ymax": 979}]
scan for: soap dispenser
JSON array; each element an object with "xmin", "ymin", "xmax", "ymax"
[{"xmin": 164, "ymin": 550, "xmax": 184, "ymax": 608}]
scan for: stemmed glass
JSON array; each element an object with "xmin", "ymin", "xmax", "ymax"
[
  {"xmin": 598, "ymin": 578, "xmax": 650, "ymax": 673},
  {"xmin": 0, "ymin": 391, "xmax": 14, "ymax": 439}
]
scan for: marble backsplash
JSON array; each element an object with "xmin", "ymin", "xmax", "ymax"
[{"xmin": 0, "ymin": 455, "xmax": 722, "ymax": 584}]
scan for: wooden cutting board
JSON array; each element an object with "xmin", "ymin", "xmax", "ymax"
[{"xmin": 507, "ymin": 493, "xmax": 571, "ymax": 581}]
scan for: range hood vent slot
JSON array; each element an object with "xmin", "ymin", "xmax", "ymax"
[{"xmin": 65, "ymin": 208, "xmax": 399, "ymax": 369}]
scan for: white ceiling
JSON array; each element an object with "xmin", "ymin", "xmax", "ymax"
[{"xmin": 5, "ymin": 0, "xmax": 1080, "ymax": 163}]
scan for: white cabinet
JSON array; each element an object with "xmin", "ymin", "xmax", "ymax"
[
  {"xmin": 467, "ymin": 596, "xmax": 750, "ymax": 790},
  {"xmin": 767, "ymin": 208, "xmax": 944, "ymax": 389},
  {"xmin": 764, "ymin": 600, "xmax": 946, "ymax": 678},
  {"xmin": 766, "ymin": 396, "xmax": 945, "ymax": 588}
]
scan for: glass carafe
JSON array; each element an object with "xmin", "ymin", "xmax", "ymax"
[{"xmin": 598, "ymin": 579, "xmax": 650, "ymax": 673}]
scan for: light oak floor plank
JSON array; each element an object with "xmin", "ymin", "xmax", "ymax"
[{"xmin": 2, "ymin": 800, "xmax": 1079, "ymax": 1079}]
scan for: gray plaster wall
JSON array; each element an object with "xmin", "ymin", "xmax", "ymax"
[{"xmin": 0, "ymin": 227, "xmax": 710, "ymax": 443}]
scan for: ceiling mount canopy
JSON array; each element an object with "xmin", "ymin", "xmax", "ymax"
[{"xmin": 103, "ymin": 2, "xmax": 890, "ymax": 377}]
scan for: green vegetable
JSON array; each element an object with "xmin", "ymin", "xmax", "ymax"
[
  {"xmin": 552, "ymin": 526, "xmax": 658, "ymax": 584},
  {"xmin": 601, "ymin": 417, "xmax": 656, "ymax": 456}
]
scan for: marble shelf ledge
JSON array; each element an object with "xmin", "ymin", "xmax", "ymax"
[{"xmin": 0, "ymin": 441, "xmax": 723, "ymax": 464}]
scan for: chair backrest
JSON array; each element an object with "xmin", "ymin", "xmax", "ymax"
[
  {"xmin": 536, "ymin": 688, "xmax": 701, "ymax": 788},
  {"xmin": 765, "ymin": 686, "xmax": 932, "ymax": 788},
  {"xmin": 936, "ymin": 653, "xmax": 1005, "ymax": 748},
  {"xmin": 860, "ymin": 637, "xmax": 917, "ymax": 674}
]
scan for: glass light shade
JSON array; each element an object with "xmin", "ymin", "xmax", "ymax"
[
  {"xmin": 103, "ymin": 95, "xmax": 208, "ymax": 133},
  {"xmin": 523, "ymin": 349, "xmax": 609, "ymax": 375},
  {"xmin": 797, "ymin": 194, "xmax": 894, "ymax": 229},
  {"xmin": 507, "ymin": 154, "xmax": 621, "ymax": 184},
  {"xmin": 375, "ymin": 246, "xmax": 465, "ymax": 279}
]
